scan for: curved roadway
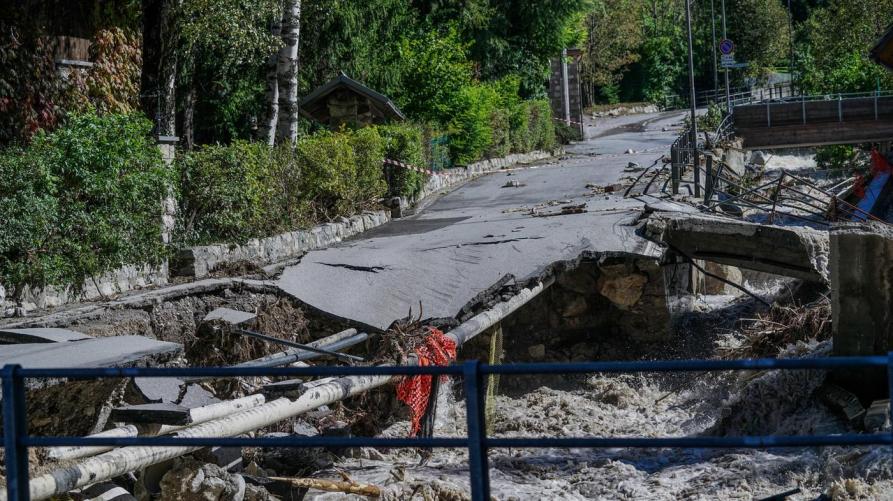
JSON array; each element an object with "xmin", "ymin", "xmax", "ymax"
[{"xmin": 277, "ymin": 111, "xmax": 688, "ymax": 330}]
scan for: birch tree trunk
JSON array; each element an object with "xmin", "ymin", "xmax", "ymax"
[
  {"xmin": 258, "ymin": 19, "xmax": 281, "ymax": 146},
  {"xmin": 275, "ymin": 0, "xmax": 300, "ymax": 145}
]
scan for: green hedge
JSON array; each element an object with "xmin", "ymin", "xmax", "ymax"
[
  {"xmin": 179, "ymin": 127, "xmax": 397, "ymax": 245},
  {"xmin": 448, "ymin": 77, "xmax": 556, "ymax": 164},
  {"xmin": 378, "ymin": 123, "xmax": 426, "ymax": 199},
  {"xmin": 0, "ymin": 111, "xmax": 174, "ymax": 294}
]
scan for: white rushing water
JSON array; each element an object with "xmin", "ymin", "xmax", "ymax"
[{"xmin": 311, "ymin": 335, "xmax": 892, "ymax": 500}]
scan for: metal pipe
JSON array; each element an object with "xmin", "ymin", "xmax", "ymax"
[
  {"xmin": 234, "ymin": 328, "xmax": 364, "ymax": 362},
  {"xmin": 182, "ymin": 329, "xmax": 368, "ymax": 383}
]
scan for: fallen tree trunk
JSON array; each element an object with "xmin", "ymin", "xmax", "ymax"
[
  {"xmin": 269, "ymin": 476, "xmax": 381, "ymax": 497},
  {"xmin": 13, "ymin": 281, "xmax": 550, "ymax": 500},
  {"xmin": 46, "ymin": 394, "xmax": 266, "ymax": 461}
]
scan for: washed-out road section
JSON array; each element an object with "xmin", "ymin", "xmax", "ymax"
[{"xmin": 277, "ymin": 112, "xmax": 687, "ymax": 331}]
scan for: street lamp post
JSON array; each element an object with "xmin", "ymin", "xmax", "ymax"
[
  {"xmin": 721, "ymin": 0, "xmax": 730, "ymax": 113},
  {"xmin": 685, "ymin": 0, "xmax": 700, "ymax": 197},
  {"xmin": 788, "ymin": 0, "xmax": 795, "ymax": 95},
  {"xmin": 711, "ymin": 0, "xmax": 718, "ymax": 94}
]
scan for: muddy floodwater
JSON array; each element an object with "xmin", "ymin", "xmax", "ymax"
[{"xmin": 314, "ymin": 321, "xmax": 893, "ymax": 500}]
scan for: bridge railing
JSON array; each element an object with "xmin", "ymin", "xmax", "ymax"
[
  {"xmin": 3, "ymin": 356, "xmax": 893, "ymax": 501},
  {"xmin": 733, "ymin": 89, "xmax": 893, "ymax": 129}
]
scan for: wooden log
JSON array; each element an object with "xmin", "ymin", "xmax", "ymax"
[
  {"xmin": 269, "ymin": 476, "xmax": 381, "ymax": 497},
  {"xmin": 46, "ymin": 394, "xmax": 266, "ymax": 461}
]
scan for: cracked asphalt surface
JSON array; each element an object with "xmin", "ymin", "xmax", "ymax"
[{"xmin": 277, "ymin": 111, "xmax": 689, "ymax": 330}]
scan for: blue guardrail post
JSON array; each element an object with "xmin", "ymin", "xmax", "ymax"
[
  {"xmin": 463, "ymin": 360, "xmax": 489, "ymax": 500},
  {"xmin": 3, "ymin": 364, "xmax": 30, "ymax": 501},
  {"xmin": 888, "ymin": 353, "xmax": 893, "ymax": 443}
]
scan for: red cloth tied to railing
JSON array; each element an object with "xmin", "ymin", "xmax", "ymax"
[{"xmin": 396, "ymin": 327, "xmax": 457, "ymax": 436}]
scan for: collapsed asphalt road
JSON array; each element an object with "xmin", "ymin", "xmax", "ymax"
[{"xmin": 277, "ymin": 111, "xmax": 689, "ymax": 330}]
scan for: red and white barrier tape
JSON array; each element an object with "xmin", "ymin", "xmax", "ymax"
[
  {"xmin": 384, "ymin": 158, "xmax": 434, "ymax": 176},
  {"xmin": 552, "ymin": 117, "xmax": 587, "ymax": 127}
]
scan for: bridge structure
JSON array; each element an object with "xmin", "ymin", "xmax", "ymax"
[{"xmin": 732, "ymin": 91, "xmax": 893, "ymax": 149}]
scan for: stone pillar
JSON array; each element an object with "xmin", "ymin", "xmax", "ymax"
[
  {"xmin": 831, "ymin": 222, "xmax": 893, "ymax": 400},
  {"xmin": 157, "ymin": 136, "xmax": 178, "ymax": 246}
]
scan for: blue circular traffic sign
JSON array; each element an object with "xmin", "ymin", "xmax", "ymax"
[{"xmin": 720, "ymin": 39, "xmax": 735, "ymax": 55}]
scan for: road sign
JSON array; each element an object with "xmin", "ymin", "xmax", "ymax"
[
  {"xmin": 720, "ymin": 54, "xmax": 735, "ymax": 67},
  {"xmin": 720, "ymin": 39, "xmax": 735, "ymax": 55}
]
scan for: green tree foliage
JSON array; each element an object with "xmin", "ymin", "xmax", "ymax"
[
  {"xmin": 392, "ymin": 28, "xmax": 474, "ymax": 124},
  {"xmin": 378, "ymin": 123, "xmax": 427, "ymax": 198},
  {"xmin": 0, "ymin": 111, "xmax": 174, "ymax": 293},
  {"xmin": 176, "ymin": 0, "xmax": 282, "ymax": 145},
  {"xmin": 580, "ymin": 0, "xmax": 643, "ymax": 101},
  {"xmin": 797, "ymin": 0, "xmax": 893, "ymax": 94},
  {"xmin": 300, "ymin": 0, "xmax": 414, "ymax": 97},
  {"xmin": 726, "ymin": 0, "xmax": 791, "ymax": 79},
  {"xmin": 410, "ymin": 0, "xmax": 585, "ymax": 96},
  {"xmin": 635, "ymin": 0, "xmax": 686, "ymax": 102}
]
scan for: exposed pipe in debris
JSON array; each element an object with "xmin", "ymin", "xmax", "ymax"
[
  {"xmin": 16, "ymin": 281, "xmax": 551, "ymax": 500},
  {"xmin": 182, "ymin": 328, "xmax": 367, "ymax": 383},
  {"xmin": 234, "ymin": 328, "xmax": 365, "ymax": 362},
  {"xmin": 46, "ymin": 394, "xmax": 266, "ymax": 461}
]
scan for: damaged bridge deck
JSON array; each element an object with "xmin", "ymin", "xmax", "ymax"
[
  {"xmin": 276, "ymin": 112, "xmax": 686, "ymax": 330},
  {"xmin": 644, "ymin": 211, "xmax": 830, "ymax": 282}
]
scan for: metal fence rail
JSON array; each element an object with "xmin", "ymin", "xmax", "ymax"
[{"xmin": 3, "ymin": 355, "xmax": 893, "ymax": 501}]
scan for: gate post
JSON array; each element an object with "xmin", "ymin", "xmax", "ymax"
[
  {"xmin": 671, "ymin": 146, "xmax": 680, "ymax": 195},
  {"xmin": 463, "ymin": 361, "xmax": 489, "ymax": 501},
  {"xmin": 2, "ymin": 364, "xmax": 30, "ymax": 501},
  {"xmin": 704, "ymin": 156, "xmax": 714, "ymax": 203}
]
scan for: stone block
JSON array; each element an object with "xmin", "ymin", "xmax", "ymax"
[{"xmin": 831, "ymin": 222, "xmax": 893, "ymax": 400}]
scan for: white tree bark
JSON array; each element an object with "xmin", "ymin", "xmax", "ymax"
[
  {"xmin": 275, "ymin": 0, "xmax": 301, "ymax": 145},
  {"xmin": 45, "ymin": 394, "xmax": 266, "ymax": 461},
  {"xmin": 259, "ymin": 19, "xmax": 281, "ymax": 146}
]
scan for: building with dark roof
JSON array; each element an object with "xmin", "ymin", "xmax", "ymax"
[{"xmin": 300, "ymin": 72, "xmax": 405, "ymax": 128}]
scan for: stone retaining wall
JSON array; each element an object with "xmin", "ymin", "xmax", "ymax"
[
  {"xmin": 408, "ymin": 150, "xmax": 553, "ymax": 210},
  {"xmin": 2, "ymin": 263, "xmax": 169, "ymax": 317},
  {"xmin": 173, "ymin": 210, "xmax": 391, "ymax": 279}
]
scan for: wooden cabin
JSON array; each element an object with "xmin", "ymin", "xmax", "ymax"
[{"xmin": 300, "ymin": 72, "xmax": 405, "ymax": 129}]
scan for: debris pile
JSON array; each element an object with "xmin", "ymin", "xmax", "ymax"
[{"xmin": 719, "ymin": 296, "xmax": 832, "ymax": 359}]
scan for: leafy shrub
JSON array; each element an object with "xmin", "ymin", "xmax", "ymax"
[
  {"xmin": 448, "ymin": 84, "xmax": 500, "ymax": 164},
  {"xmin": 178, "ymin": 141, "xmax": 295, "ymax": 244},
  {"xmin": 554, "ymin": 120, "xmax": 581, "ymax": 144},
  {"xmin": 815, "ymin": 145, "xmax": 865, "ymax": 172},
  {"xmin": 377, "ymin": 123, "xmax": 426, "ymax": 198},
  {"xmin": 0, "ymin": 111, "xmax": 173, "ymax": 293},
  {"xmin": 298, "ymin": 128, "xmax": 386, "ymax": 220},
  {"xmin": 488, "ymin": 108, "xmax": 512, "ymax": 158},
  {"xmin": 527, "ymin": 100, "xmax": 557, "ymax": 152},
  {"xmin": 395, "ymin": 28, "xmax": 473, "ymax": 124},
  {"xmin": 697, "ymin": 102, "xmax": 725, "ymax": 131},
  {"xmin": 180, "ymin": 128, "xmax": 388, "ymax": 245}
]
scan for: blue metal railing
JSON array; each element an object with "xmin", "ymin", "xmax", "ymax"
[{"xmin": 3, "ymin": 355, "xmax": 893, "ymax": 501}]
